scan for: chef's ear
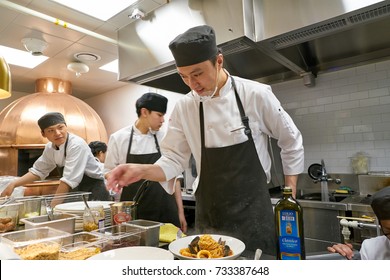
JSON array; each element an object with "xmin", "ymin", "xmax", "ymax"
[{"xmin": 216, "ymin": 54, "xmax": 223, "ymax": 67}]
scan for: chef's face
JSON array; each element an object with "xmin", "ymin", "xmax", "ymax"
[
  {"xmin": 177, "ymin": 55, "xmax": 222, "ymax": 97},
  {"xmin": 41, "ymin": 123, "xmax": 68, "ymax": 146},
  {"xmin": 144, "ymin": 109, "xmax": 165, "ymax": 131}
]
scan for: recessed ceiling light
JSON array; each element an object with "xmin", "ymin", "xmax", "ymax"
[
  {"xmin": 51, "ymin": 0, "xmax": 139, "ymax": 21},
  {"xmin": 0, "ymin": 45, "xmax": 48, "ymax": 68},
  {"xmin": 74, "ymin": 52, "xmax": 101, "ymax": 62}
]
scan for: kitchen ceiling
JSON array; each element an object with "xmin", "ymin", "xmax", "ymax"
[
  {"xmin": 1, "ymin": 0, "xmax": 390, "ymax": 100},
  {"xmin": 0, "ymin": 0, "xmax": 167, "ymax": 100}
]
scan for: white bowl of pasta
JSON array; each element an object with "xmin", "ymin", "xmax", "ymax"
[{"xmin": 168, "ymin": 234, "xmax": 245, "ymax": 260}]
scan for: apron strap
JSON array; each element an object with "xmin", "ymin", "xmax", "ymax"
[
  {"xmin": 199, "ymin": 102, "xmax": 206, "ymax": 149},
  {"xmin": 127, "ymin": 127, "xmax": 161, "ymax": 157},
  {"xmin": 199, "ymin": 77, "xmax": 253, "ymax": 147},
  {"xmin": 152, "ymin": 133, "xmax": 161, "ymax": 156},
  {"xmin": 127, "ymin": 127, "xmax": 135, "ymax": 156},
  {"xmin": 231, "ymin": 77, "xmax": 252, "ymax": 140}
]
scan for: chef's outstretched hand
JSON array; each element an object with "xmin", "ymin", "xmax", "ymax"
[{"xmin": 106, "ymin": 164, "xmax": 144, "ymax": 191}]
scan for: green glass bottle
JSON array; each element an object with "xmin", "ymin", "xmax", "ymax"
[{"xmin": 274, "ymin": 186, "xmax": 305, "ymax": 260}]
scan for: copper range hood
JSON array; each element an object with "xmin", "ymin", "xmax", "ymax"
[{"xmin": 0, "ymin": 77, "xmax": 107, "ymax": 176}]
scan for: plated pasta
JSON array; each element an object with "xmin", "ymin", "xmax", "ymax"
[{"xmin": 179, "ymin": 234, "xmax": 233, "ymax": 259}]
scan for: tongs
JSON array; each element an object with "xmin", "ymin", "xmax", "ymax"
[
  {"xmin": 0, "ymin": 196, "xmax": 16, "ymax": 209},
  {"xmin": 44, "ymin": 198, "xmax": 55, "ymax": 221}
]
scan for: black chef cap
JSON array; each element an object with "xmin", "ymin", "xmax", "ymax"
[
  {"xmin": 38, "ymin": 112, "xmax": 66, "ymax": 131},
  {"xmin": 169, "ymin": 25, "xmax": 218, "ymax": 67},
  {"xmin": 136, "ymin": 92, "xmax": 168, "ymax": 114},
  {"xmin": 371, "ymin": 186, "xmax": 390, "ymax": 220}
]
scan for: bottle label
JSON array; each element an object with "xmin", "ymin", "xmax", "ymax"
[
  {"xmin": 278, "ymin": 209, "xmax": 302, "ymax": 260},
  {"xmin": 113, "ymin": 212, "xmax": 131, "ymax": 225}
]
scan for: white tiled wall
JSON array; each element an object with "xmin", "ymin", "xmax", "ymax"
[{"xmin": 272, "ymin": 59, "xmax": 390, "ymax": 174}]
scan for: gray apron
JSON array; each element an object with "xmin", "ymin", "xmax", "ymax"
[
  {"xmin": 58, "ymin": 134, "xmax": 110, "ymax": 201},
  {"xmin": 195, "ymin": 77, "xmax": 276, "ymax": 256},
  {"xmin": 120, "ymin": 128, "xmax": 180, "ymax": 227}
]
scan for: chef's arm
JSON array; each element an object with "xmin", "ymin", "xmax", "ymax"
[
  {"xmin": 1, "ymin": 172, "xmax": 40, "ymax": 197},
  {"xmin": 284, "ymin": 174, "xmax": 298, "ymax": 198},
  {"xmin": 49, "ymin": 181, "xmax": 71, "ymax": 207},
  {"xmin": 173, "ymin": 178, "xmax": 188, "ymax": 233},
  {"xmin": 106, "ymin": 163, "xmax": 166, "ymax": 191}
]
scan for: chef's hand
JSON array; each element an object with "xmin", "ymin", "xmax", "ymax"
[
  {"xmin": 327, "ymin": 243, "xmax": 354, "ymax": 259},
  {"xmin": 106, "ymin": 164, "xmax": 144, "ymax": 191},
  {"xmin": 1, "ymin": 183, "xmax": 15, "ymax": 197},
  {"xmin": 106, "ymin": 163, "xmax": 166, "ymax": 191}
]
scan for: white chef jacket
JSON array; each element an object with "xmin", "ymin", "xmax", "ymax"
[
  {"xmin": 156, "ymin": 73, "xmax": 304, "ymax": 194},
  {"xmin": 29, "ymin": 133, "xmax": 104, "ymax": 189},
  {"xmin": 104, "ymin": 125, "xmax": 165, "ymax": 174},
  {"xmin": 360, "ymin": 235, "xmax": 390, "ymax": 260}
]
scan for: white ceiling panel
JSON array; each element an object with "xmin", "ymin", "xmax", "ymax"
[{"xmin": 0, "ymin": 0, "xmax": 166, "ymax": 100}]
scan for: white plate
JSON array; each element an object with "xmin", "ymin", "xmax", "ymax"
[
  {"xmin": 87, "ymin": 246, "xmax": 174, "ymax": 260},
  {"xmin": 54, "ymin": 201, "xmax": 113, "ymax": 212},
  {"xmin": 168, "ymin": 234, "xmax": 245, "ymax": 260}
]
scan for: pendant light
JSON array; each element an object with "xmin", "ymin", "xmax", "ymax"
[
  {"xmin": 0, "ymin": 56, "xmax": 12, "ymax": 99},
  {"xmin": 67, "ymin": 62, "xmax": 89, "ymax": 78}
]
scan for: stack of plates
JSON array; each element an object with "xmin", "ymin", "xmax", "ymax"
[{"xmin": 54, "ymin": 201, "xmax": 113, "ymax": 232}]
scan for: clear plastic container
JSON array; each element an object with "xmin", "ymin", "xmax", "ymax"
[
  {"xmin": 125, "ymin": 219, "xmax": 163, "ymax": 247},
  {"xmin": 14, "ymin": 240, "xmax": 61, "ymax": 260},
  {"xmin": 15, "ymin": 196, "xmax": 42, "ymax": 225},
  {"xmin": 0, "ymin": 202, "xmax": 23, "ymax": 233},
  {"xmin": 60, "ymin": 232, "xmax": 107, "ymax": 260},
  {"xmin": 0, "ymin": 226, "xmax": 71, "ymax": 249},
  {"xmin": 91, "ymin": 224, "xmax": 144, "ymax": 251}
]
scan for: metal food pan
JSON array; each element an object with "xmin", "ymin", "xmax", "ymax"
[{"xmin": 20, "ymin": 213, "xmax": 78, "ymax": 233}]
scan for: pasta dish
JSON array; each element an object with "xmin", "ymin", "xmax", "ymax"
[{"xmin": 179, "ymin": 234, "xmax": 233, "ymax": 259}]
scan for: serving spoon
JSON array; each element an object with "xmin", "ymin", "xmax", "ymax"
[{"xmin": 82, "ymin": 194, "xmax": 97, "ymax": 224}]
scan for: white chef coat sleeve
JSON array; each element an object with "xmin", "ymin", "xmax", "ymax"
[
  {"xmin": 252, "ymin": 84, "xmax": 304, "ymax": 175},
  {"xmin": 359, "ymin": 236, "xmax": 390, "ymax": 260},
  {"xmin": 156, "ymin": 100, "xmax": 192, "ymax": 192},
  {"xmin": 104, "ymin": 133, "xmax": 122, "ymax": 174},
  {"xmin": 28, "ymin": 147, "xmax": 57, "ymax": 180}
]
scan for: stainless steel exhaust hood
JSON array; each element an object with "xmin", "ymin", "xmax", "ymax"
[{"xmin": 118, "ymin": 0, "xmax": 390, "ymax": 93}]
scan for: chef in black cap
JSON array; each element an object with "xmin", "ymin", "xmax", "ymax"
[
  {"xmin": 328, "ymin": 186, "xmax": 390, "ymax": 259},
  {"xmin": 104, "ymin": 92, "xmax": 187, "ymax": 232},
  {"xmin": 2, "ymin": 112, "xmax": 110, "ymax": 202},
  {"xmin": 106, "ymin": 25, "xmax": 304, "ymax": 256}
]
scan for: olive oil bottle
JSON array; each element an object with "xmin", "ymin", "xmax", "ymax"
[{"xmin": 274, "ymin": 186, "xmax": 305, "ymax": 260}]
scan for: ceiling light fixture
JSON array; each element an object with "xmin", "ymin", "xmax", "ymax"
[
  {"xmin": 129, "ymin": 8, "xmax": 145, "ymax": 19},
  {"xmin": 21, "ymin": 37, "xmax": 48, "ymax": 56},
  {"xmin": 0, "ymin": 56, "xmax": 12, "ymax": 99},
  {"xmin": 67, "ymin": 62, "xmax": 89, "ymax": 78},
  {"xmin": 74, "ymin": 52, "xmax": 101, "ymax": 62}
]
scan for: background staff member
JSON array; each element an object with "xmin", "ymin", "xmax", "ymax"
[
  {"xmin": 106, "ymin": 25, "xmax": 304, "ymax": 256},
  {"xmin": 104, "ymin": 93, "xmax": 187, "ymax": 232},
  {"xmin": 2, "ymin": 112, "xmax": 110, "ymax": 203},
  {"xmin": 328, "ymin": 186, "xmax": 390, "ymax": 260},
  {"xmin": 89, "ymin": 141, "xmax": 107, "ymax": 172}
]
